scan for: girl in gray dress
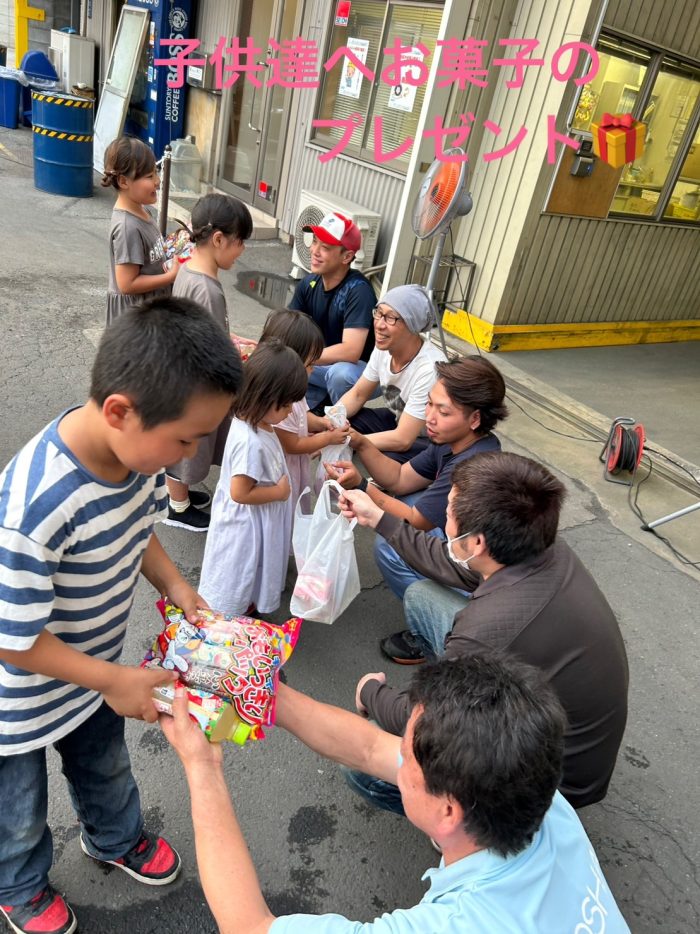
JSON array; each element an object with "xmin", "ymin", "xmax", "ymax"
[
  {"xmin": 102, "ymin": 137, "xmax": 179, "ymax": 324},
  {"xmin": 164, "ymin": 194, "xmax": 254, "ymax": 531}
]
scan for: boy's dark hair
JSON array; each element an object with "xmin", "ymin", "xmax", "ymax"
[
  {"xmin": 234, "ymin": 339, "xmax": 308, "ymax": 427},
  {"xmin": 189, "ymin": 193, "xmax": 253, "ymax": 244},
  {"xmin": 434, "ymin": 356, "xmax": 508, "ymax": 433},
  {"xmin": 90, "ymin": 297, "xmax": 243, "ymax": 428},
  {"xmin": 409, "ymin": 651, "xmax": 565, "ymax": 857},
  {"xmin": 101, "ymin": 136, "xmax": 156, "ymax": 189},
  {"xmin": 259, "ymin": 309, "xmax": 325, "ymax": 366},
  {"xmin": 451, "ymin": 452, "xmax": 565, "ymax": 565}
]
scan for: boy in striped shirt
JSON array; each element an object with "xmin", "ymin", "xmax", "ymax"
[{"xmin": 0, "ymin": 298, "xmax": 242, "ymax": 934}]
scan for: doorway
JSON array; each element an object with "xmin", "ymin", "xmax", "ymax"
[{"xmin": 218, "ymin": 0, "xmax": 300, "ymax": 214}]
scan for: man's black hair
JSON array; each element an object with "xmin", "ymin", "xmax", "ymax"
[
  {"xmin": 408, "ymin": 651, "xmax": 565, "ymax": 857},
  {"xmin": 90, "ymin": 297, "xmax": 243, "ymax": 428},
  {"xmin": 451, "ymin": 452, "xmax": 565, "ymax": 566}
]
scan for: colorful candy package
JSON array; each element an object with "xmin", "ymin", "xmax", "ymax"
[{"xmin": 144, "ymin": 601, "xmax": 302, "ymax": 744}]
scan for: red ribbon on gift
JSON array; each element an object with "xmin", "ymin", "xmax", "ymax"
[
  {"xmin": 596, "ymin": 112, "xmax": 637, "ymax": 164},
  {"xmin": 600, "ymin": 112, "xmax": 634, "ymax": 129}
]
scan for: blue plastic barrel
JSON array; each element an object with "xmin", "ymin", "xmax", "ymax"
[{"xmin": 31, "ymin": 91, "xmax": 94, "ymax": 198}]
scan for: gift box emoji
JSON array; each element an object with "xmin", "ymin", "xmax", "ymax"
[{"xmin": 591, "ymin": 113, "xmax": 646, "ymax": 168}]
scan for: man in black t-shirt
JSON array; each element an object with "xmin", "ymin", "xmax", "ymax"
[
  {"xmin": 326, "ymin": 356, "xmax": 509, "ymax": 648},
  {"xmin": 289, "ymin": 212, "xmax": 376, "ymax": 409}
]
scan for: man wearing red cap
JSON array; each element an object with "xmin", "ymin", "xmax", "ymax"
[{"xmin": 289, "ymin": 211, "xmax": 376, "ymax": 411}]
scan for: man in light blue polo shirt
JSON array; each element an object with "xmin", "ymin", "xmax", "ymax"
[{"xmin": 161, "ymin": 652, "xmax": 630, "ymax": 934}]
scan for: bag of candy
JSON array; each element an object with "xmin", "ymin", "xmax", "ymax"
[
  {"xmin": 144, "ymin": 601, "xmax": 302, "ymax": 744},
  {"xmin": 291, "ymin": 480, "xmax": 360, "ymax": 624}
]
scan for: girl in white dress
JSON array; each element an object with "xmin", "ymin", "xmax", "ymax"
[
  {"xmin": 258, "ymin": 310, "xmax": 351, "ymax": 512},
  {"xmin": 199, "ymin": 340, "xmax": 308, "ymax": 615}
]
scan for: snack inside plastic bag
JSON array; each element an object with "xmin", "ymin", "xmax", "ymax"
[
  {"xmin": 314, "ymin": 403, "xmax": 351, "ymax": 494},
  {"xmin": 144, "ymin": 601, "xmax": 302, "ymax": 744}
]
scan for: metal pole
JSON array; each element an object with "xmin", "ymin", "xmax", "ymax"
[
  {"xmin": 425, "ymin": 228, "xmax": 449, "ymax": 357},
  {"xmin": 159, "ymin": 143, "xmax": 172, "ymax": 237},
  {"xmin": 642, "ymin": 501, "xmax": 700, "ymax": 531}
]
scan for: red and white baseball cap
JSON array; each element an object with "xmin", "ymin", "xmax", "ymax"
[{"xmin": 303, "ymin": 212, "xmax": 361, "ymax": 253}]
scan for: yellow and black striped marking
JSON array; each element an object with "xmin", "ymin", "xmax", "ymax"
[
  {"xmin": 32, "ymin": 126, "xmax": 93, "ymax": 143},
  {"xmin": 30, "ymin": 93, "xmax": 94, "ymax": 108}
]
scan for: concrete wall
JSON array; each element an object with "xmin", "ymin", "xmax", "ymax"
[{"xmin": 0, "ymin": 0, "xmax": 15, "ymax": 66}]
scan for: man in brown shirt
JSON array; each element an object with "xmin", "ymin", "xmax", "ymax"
[{"xmin": 341, "ymin": 452, "xmax": 629, "ymax": 810}]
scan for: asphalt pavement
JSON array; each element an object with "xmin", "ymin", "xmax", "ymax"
[{"xmin": 0, "ymin": 126, "xmax": 698, "ymax": 933}]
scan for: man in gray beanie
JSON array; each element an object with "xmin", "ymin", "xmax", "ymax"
[{"xmin": 336, "ymin": 284, "xmax": 446, "ymax": 463}]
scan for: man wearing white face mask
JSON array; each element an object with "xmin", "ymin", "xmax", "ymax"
[{"xmin": 339, "ymin": 451, "xmax": 629, "ymax": 811}]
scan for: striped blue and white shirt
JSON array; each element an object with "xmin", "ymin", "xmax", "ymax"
[{"xmin": 0, "ymin": 412, "xmax": 167, "ymax": 755}]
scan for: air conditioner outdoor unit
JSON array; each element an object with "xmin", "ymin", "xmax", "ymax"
[{"xmin": 290, "ymin": 190, "xmax": 382, "ymax": 279}]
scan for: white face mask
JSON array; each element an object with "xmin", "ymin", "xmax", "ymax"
[{"xmin": 447, "ymin": 531, "xmax": 477, "ymax": 570}]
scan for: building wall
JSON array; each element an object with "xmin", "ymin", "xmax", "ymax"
[
  {"xmin": 279, "ymin": 0, "xmax": 505, "ymax": 268},
  {"xmin": 604, "ymin": 0, "xmax": 700, "ymax": 60},
  {"xmin": 0, "ymin": 0, "xmax": 15, "ymax": 66},
  {"xmin": 491, "ymin": 0, "xmax": 700, "ymax": 328},
  {"xmin": 448, "ymin": 0, "xmax": 598, "ymax": 326}
]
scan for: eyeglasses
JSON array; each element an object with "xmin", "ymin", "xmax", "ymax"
[{"xmin": 372, "ymin": 308, "xmax": 403, "ymax": 326}]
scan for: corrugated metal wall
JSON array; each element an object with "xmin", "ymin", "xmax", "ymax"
[
  {"xmin": 604, "ymin": 0, "xmax": 700, "ymax": 60},
  {"xmin": 450, "ymin": 0, "xmax": 594, "ymax": 323},
  {"xmin": 495, "ymin": 0, "xmax": 700, "ymax": 326},
  {"xmin": 196, "ymin": 0, "xmax": 235, "ymax": 54},
  {"xmin": 500, "ymin": 216, "xmax": 700, "ymax": 323}
]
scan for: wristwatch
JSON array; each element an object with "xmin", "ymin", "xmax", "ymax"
[{"xmin": 357, "ymin": 477, "xmax": 369, "ymax": 493}]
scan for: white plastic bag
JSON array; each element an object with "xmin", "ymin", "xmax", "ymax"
[
  {"xmin": 314, "ymin": 403, "xmax": 351, "ymax": 494},
  {"xmin": 290, "ymin": 481, "xmax": 360, "ymax": 624}
]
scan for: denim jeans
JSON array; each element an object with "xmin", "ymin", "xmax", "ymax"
[
  {"xmin": 341, "ymin": 765, "xmax": 405, "ymax": 816},
  {"xmin": 404, "ymin": 579, "xmax": 471, "ymax": 656},
  {"xmin": 373, "ymin": 492, "xmax": 447, "ymax": 601},
  {"xmin": 0, "ymin": 701, "xmax": 143, "ymax": 905},
  {"xmin": 306, "ymin": 361, "xmax": 369, "ymax": 410}
]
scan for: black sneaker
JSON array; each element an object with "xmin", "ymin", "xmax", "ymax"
[
  {"xmin": 162, "ymin": 503, "xmax": 210, "ymax": 531},
  {"xmin": 80, "ymin": 830, "xmax": 181, "ymax": 886},
  {"xmin": 189, "ymin": 489, "xmax": 211, "ymax": 509},
  {"xmin": 380, "ymin": 630, "xmax": 426, "ymax": 665}
]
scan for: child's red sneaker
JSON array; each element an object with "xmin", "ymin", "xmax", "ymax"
[
  {"xmin": 0, "ymin": 885, "xmax": 76, "ymax": 934},
  {"xmin": 80, "ymin": 830, "xmax": 181, "ymax": 886}
]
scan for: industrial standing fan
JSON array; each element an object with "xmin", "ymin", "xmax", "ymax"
[{"xmin": 411, "ymin": 148, "xmax": 473, "ymax": 355}]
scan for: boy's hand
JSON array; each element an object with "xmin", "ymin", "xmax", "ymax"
[
  {"xmin": 160, "ymin": 686, "xmax": 224, "ymax": 768},
  {"xmin": 103, "ymin": 666, "xmax": 177, "ymax": 722},
  {"xmin": 167, "ymin": 579, "xmax": 209, "ymax": 625},
  {"xmin": 324, "ymin": 461, "xmax": 361, "ymax": 488},
  {"xmin": 274, "ymin": 475, "xmax": 291, "ymax": 502}
]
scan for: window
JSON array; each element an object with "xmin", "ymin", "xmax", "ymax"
[
  {"xmin": 571, "ymin": 34, "xmax": 700, "ymax": 225},
  {"xmin": 312, "ymin": 0, "xmax": 443, "ymax": 171}
]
